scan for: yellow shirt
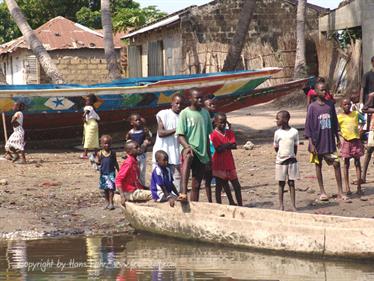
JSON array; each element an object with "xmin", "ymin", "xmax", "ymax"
[{"xmin": 338, "ymin": 111, "xmax": 359, "ymax": 141}]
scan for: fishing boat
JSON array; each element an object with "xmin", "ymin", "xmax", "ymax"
[
  {"xmin": 0, "ymin": 67, "xmax": 309, "ymax": 140},
  {"xmin": 120, "ymin": 201, "xmax": 374, "ymax": 259}
]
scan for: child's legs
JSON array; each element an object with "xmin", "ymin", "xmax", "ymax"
[
  {"xmin": 104, "ymin": 190, "xmax": 109, "ymax": 205},
  {"xmin": 332, "ymin": 161, "xmax": 344, "ymax": 196},
  {"xmin": 315, "ymin": 161, "xmax": 327, "ymax": 196},
  {"xmin": 215, "ymin": 178, "xmax": 224, "ymax": 204},
  {"xmin": 108, "ymin": 190, "xmax": 114, "ymax": 205},
  {"xmin": 278, "ymin": 181, "xmax": 286, "ymax": 210},
  {"xmin": 343, "ymin": 158, "xmax": 351, "ymax": 193},
  {"xmin": 362, "ymin": 147, "xmax": 373, "ymax": 181},
  {"xmin": 204, "ymin": 168, "xmax": 213, "ymax": 203},
  {"xmin": 219, "ymin": 178, "xmax": 235, "ymax": 205},
  {"xmin": 288, "ymin": 180, "xmax": 296, "ymax": 210},
  {"xmin": 230, "ymin": 178, "xmax": 242, "ymax": 206},
  {"xmin": 180, "ymin": 150, "xmax": 193, "ymax": 196},
  {"xmin": 190, "ymin": 157, "xmax": 205, "ymax": 202},
  {"xmin": 171, "ymin": 164, "xmax": 181, "ymax": 192},
  {"xmin": 354, "ymin": 157, "xmax": 363, "ymax": 193}
]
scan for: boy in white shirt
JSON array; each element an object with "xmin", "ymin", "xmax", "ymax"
[{"xmin": 274, "ymin": 110, "xmax": 299, "ymax": 211}]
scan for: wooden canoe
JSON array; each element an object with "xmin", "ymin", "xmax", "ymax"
[
  {"xmin": 120, "ymin": 201, "xmax": 374, "ymax": 259},
  {"xmin": 0, "ymin": 68, "xmax": 310, "ymax": 140}
]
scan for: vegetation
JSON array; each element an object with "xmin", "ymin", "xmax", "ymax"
[{"xmin": 0, "ymin": 0, "xmax": 166, "ymax": 44}]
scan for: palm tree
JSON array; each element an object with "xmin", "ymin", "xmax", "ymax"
[
  {"xmin": 5, "ymin": 0, "xmax": 64, "ymax": 84},
  {"xmin": 222, "ymin": 0, "xmax": 256, "ymax": 71},
  {"xmin": 101, "ymin": 0, "xmax": 121, "ymax": 80},
  {"xmin": 294, "ymin": 0, "xmax": 307, "ymax": 78}
]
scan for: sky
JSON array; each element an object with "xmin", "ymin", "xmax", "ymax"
[{"xmin": 138, "ymin": 0, "xmax": 342, "ymax": 13}]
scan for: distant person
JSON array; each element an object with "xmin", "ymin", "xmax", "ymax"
[
  {"xmin": 274, "ymin": 110, "xmax": 299, "ymax": 211},
  {"xmin": 360, "ymin": 56, "xmax": 374, "ymax": 105},
  {"xmin": 4, "ymin": 101, "xmax": 26, "ymax": 164},
  {"xmin": 96, "ymin": 135, "xmax": 119, "ymax": 210},
  {"xmin": 115, "ymin": 140, "xmax": 152, "ymax": 206},
  {"xmin": 151, "ymin": 150, "xmax": 179, "ymax": 207},
  {"xmin": 152, "ymin": 94, "xmax": 183, "ymax": 191},
  {"xmin": 361, "ymin": 92, "xmax": 374, "ymax": 183},
  {"xmin": 81, "ymin": 94, "xmax": 100, "ymax": 159},
  {"xmin": 125, "ymin": 113, "xmax": 152, "ymax": 186},
  {"xmin": 176, "ymin": 89, "xmax": 213, "ymax": 202},
  {"xmin": 210, "ymin": 112, "xmax": 242, "ymax": 206},
  {"xmin": 306, "ymin": 77, "xmax": 335, "ymax": 105},
  {"xmin": 304, "ymin": 81, "xmax": 347, "ymax": 201},
  {"xmin": 337, "ymin": 98, "xmax": 364, "ymax": 195}
]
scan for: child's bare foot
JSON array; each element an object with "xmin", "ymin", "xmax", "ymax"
[
  {"xmin": 337, "ymin": 194, "xmax": 352, "ymax": 203},
  {"xmin": 291, "ymin": 206, "xmax": 297, "ymax": 212},
  {"xmin": 318, "ymin": 194, "xmax": 329, "ymax": 202},
  {"xmin": 356, "ymin": 189, "xmax": 364, "ymax": 196},
  {"xmin": 229, "ymin": 201, "xmax": 237, "ymax": 206},
  {"xmin": 103, "ymin": 203, "xmax": 109, "ymax": 210},
  {"xmin": 279, "ymin": 205, "xmax": 284, "ymax": 211},
  {"xmin": 168, "ymin": 198, "xmax": 176, "ymax": 207},
  {"xmin": 177, "ymin": 193, "xmax": 188, "ymax": 202},
  {"xmin": 346, "ymin": 190, "xmax": 352, "ymax": 196},
  {"xmin": 12, "ymin": 154, "xmax": 20, "ymax": 163},
  {"xmin": 108, "ymin": 204, "xmax": 115, "ymax": 210}
]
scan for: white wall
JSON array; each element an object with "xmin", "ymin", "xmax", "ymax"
[{"xmin": 0, "ymin": 50, "xmax": 27, "ymax": 84}]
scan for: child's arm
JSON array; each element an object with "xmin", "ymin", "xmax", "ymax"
[
  {"xmin": 114, "ymin": 152, "xmax": 120, "ymax": 172},
  {"xmin": 294, "ymin": 145, "xmax": 298, "ymax": 156},
  {"xmin": 115, "ymin": 162, "xmax": 130, "ymax": 206},
  {"xmin": 10, "ymin": 113, "xmax": 20, "ymax": 127},
  {"xmin": 215, "ymin": 143, "xmax": 232, "ymax": 153},
  {"xmin": 95, "ymin": 151, "xmax": 101, "ymax": 165}
]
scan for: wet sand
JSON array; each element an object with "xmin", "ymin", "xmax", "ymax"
[{"xmin": 1, "ymin": 102, "xmax": 374, "ymax": 240}]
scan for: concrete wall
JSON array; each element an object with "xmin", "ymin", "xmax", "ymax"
[{"xmin": 0, "ymin": 50, "xmax": 28, "ymax": 84}]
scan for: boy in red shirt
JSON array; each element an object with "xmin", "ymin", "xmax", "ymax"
[
  {"xmin": 115, "ymin": 140, "xmax": 152, "ymax": 206},
  {"xmin": 210, "ymin": 112, "xmax": 242, "ymax": 206}
]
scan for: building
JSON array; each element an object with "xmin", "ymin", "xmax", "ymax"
[
  {"xmin": 319, "ymin": 0, "xmax": 373, "ymax": 73},
  {"xmin": 0, "ymin": 16, "xmax": 123, "ymax": 85},
  {"xmin": 124, "ymin": 0, "xmax": 326, "ymax": 85}
]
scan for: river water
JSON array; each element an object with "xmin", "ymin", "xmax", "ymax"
[{"xmin": 0, "ymin": 234, "xmax": 373, "ymax": 281}]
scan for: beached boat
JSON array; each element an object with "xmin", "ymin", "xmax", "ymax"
[
  {"xmin": 0, "ymin": 67, "xmax": 309, "ymax": 139},
  {"xmin": 120, "ymin": 201, "xmax": 374, "ymax": 259}
]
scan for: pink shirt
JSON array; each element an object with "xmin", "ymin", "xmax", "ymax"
[{"xmin": 115, "ymin": 155, "xmax": 144, "ymax": 192}]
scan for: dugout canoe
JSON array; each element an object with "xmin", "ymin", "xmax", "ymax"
[
  {"xmin": 0, "ymin": 67, "xmax": 309, "ymax": 140},
  {"xmin": 120, "ymin": 201, "xmax": 374, "ymax": 259}
]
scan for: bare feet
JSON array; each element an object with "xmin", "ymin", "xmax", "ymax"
[
  {"xmin": 168, "ymin": 198, "xmax": 176, "ymax": 207},
  {"xmin": 108, "ymin": 204, "xmax": 115, "ymax": 210},
  {"xmin": 318, "ymin": 194, "xmax": 329, "ymax": 202},
  {"xmin": 291, "ymin": 206, "xmax": 297, "ymax": 212},
  {"xmin": 177, "ymin": 193, "xmax": 188, "ymax": 203},
  {"xmin": 279, "ymin": 205, "xmax": 285, "ymax": 211}
]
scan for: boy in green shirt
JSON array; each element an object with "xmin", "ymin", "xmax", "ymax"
[{"xmin": 176, "ymin": 89, "xmax": 213, "ymax": 201}]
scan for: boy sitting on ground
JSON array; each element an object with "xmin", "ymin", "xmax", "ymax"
[
  {"xmin": 115, "ymin": 140, "xmax": 152, "ymax": 206},
  {"xmin": 151, "ymin": 150, "xmax": 179, "ymax": 207}
]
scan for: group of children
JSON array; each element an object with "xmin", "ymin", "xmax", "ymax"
[
  {"xmin": 84, "ymin": 89, "xmax": 243, "ymax": 210},
  {"xmin": 4, "ymin": 79, "xmax": 374, "ymax": 212}
]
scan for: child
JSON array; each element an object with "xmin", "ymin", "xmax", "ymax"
[
  {"xmin": 4, "ymin": 101, "xmax": 26, "ymax": 163},
  {"xmin": 115, "ymin": 140, "xmax": 152, "ymax": 206},
  {"xmin": 125, "ymin": 113, "xmax": 152, "ymax": 186},
  {"xmin": 306, "ymin": 77, "xmax": 335, "ymax": 105},
  {"xmin": 151, "ymin": 150, "xmax": 179, "ymax": 207},
  {"xmin": 96, "ymin": 135, "xmax": 119, "ymax": 210},
  {"xmin": 176, "ymin": 89, "xmax": 213, "ymax": 202},
  {"xmin": 361, "ymin": 92, "xmax": 374, "ymax": 183},
  {"xmin": 274, "ymin": 111, "xmax": 299, "ymax": 211},
  {"xmin": 304, "ymin": 81, "xmax": 347, "ymax": 201},
  {"xmin": 210, "ymin": 112, "xmax": 243, "ymax": 206},
  {"xmin": 338, "ymin": 98, "xmax": 364, "ymax": 195},
  {"xmin": 81, "ymin": 94, "xmax": 100, "ymax": 159}
]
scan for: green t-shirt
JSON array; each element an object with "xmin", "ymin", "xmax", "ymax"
[{"xmin": 176, "ymin": 107, "xmax": 213, "ymax": 164}]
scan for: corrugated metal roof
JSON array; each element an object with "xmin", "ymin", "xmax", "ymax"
[{"xmin": 0, "ymin": 16, "xmax": 122, "ymax": 55}]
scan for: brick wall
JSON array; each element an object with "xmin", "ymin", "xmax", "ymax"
[
  {"xmin": 40, "ymin": 49, "xmax": 121, "ymax": 84},
  {"xmin": 179, "ymin": 0, "xmax": 322, "ymax": 82}
]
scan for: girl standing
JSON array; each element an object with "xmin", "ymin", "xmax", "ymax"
[
  {"xmin": 81, "ymin": 94, "xmax": 100, "ymax": 159},
  {"xmin": 4, "ymin": 101, "xmax": 26, "ymax": 163},
  {"xmin": 210, "ymin": 112, "xmax": 242, "ymax": 206},
  {"xmin": 338, "ymin": 98, "xmax": 364, "ymax": 195},
  {"xmin": 96, "ymin": 135, "xmax": 119, "ymax": 210}
]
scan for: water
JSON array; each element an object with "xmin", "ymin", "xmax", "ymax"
[{"xmin": 0, "ymin": 234, "xmax": 374, "ymax": 281}]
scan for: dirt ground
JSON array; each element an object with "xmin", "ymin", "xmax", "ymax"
[{"xmin": 1, "ymin": 102, "xmax": 374, "ymax": 240}]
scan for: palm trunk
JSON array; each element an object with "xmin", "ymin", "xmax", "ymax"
[
  {"xmin": 5, "ymin": 0, "xmax": 64, "ymax": 84},
  {"xmin": 101, "ymin": 0, "xmax": 121, "ymax": 80},
  {"xmin": 222, "ymin": 0, "xmax": 256, "ymax": 72},
  {"xmin": 294, "ymin": 0, "xmax": 307, "ymax": 79}
]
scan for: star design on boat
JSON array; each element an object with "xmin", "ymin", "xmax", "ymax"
[
  {"xmin": 52, "ymin": 97, "xmax": 64, "ymax": 108},
  {"xmin": 44, "ymin": 97, "xmax": 74, "ymax": 110}
]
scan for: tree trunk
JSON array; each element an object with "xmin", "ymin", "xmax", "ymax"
[
  {"xmin": 101, "ymin": 0, "xmax": 122, "ymax": 80},
  {"xmin": 294, "ymin": 0, "xmax": 307, "ymax": 79},
  {"xmin": 222, "ymin": 0, "xmax": 256, "ymax": 72},
  {"xmin": 5, "ymin": 0, "xmax": 64, "ymax": 84}
]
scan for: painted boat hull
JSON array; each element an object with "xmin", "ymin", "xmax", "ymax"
[
  {"xmin": 0, "ymin": 68, "xmax": 309, "ymax": 140},
  {"xmin": 121, "ymin": 201, "xmax": 374, "ymax": 259}
]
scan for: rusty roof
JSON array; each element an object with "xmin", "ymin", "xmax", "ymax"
[{"xmin": 0, "ymin": 16, "xmax": 122, "ymax": 55}]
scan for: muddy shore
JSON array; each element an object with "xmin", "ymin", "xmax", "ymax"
[{"xmin": 1, "ymin": 103, "xmax": 374, "ymax": 240}]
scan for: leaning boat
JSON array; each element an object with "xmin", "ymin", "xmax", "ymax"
[
  {"xmin": 121, "ymin": 201, "xmax": 374, "ymax": 259},
  {"xmin": 0, "ymin": 67, "xmax": 308, "ymax": 139}
]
